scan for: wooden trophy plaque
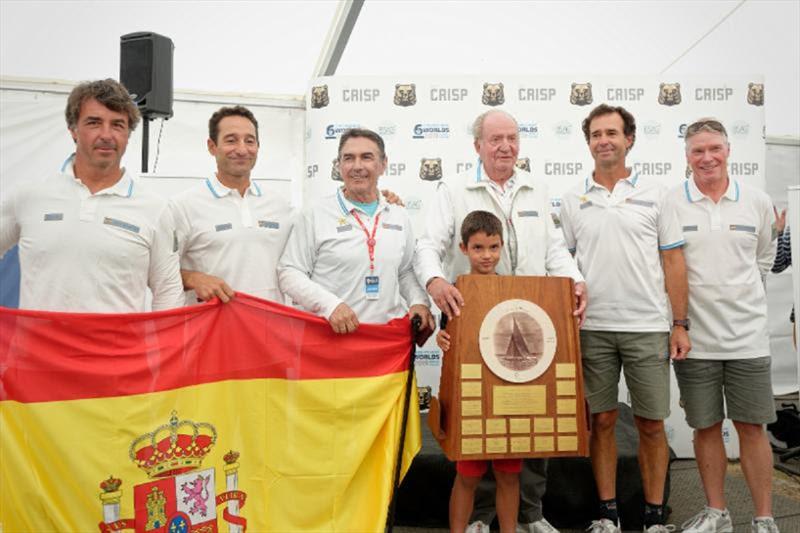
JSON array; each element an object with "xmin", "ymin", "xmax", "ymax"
[{"xmin": 428, "ymin": 275, "xmax": 589, "ymax": 460}]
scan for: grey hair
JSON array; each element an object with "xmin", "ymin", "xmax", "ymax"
[
  {"xmin": 471, "ymin": 109, "xmax": 519, "ymax": 141},
  {"xmin": 684, "ymin": 117, "xmax": 729, "ymax": 149}
]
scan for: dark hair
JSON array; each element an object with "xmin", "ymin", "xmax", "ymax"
[
  {"xmin": 460, "ymin": 210, "xmax": 504, "ymax": 246},
  {"xmin": 581, "ymin": 103, "xmax": 637, "ymax": 151},
  {"xmin": 208, "ymin": 106, "xmax": 259, "ymax": 144},
  {"xmin": 338, "ymin": 128, "xmax": 386, "ymax": 160},
  {"xmin": 65, "ymin": 79, "xmax": 141, "ymax": 132}
]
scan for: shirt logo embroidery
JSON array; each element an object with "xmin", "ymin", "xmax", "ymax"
[
  {"xmin": 579, "ymin": 201, "xmax": 594, "ymax": 210},
  {"xmin": 517, "ymin": 210, "xmax": 539, "ymax": 218},
  {"xmin": 336, "ymin": 224, "xmax": 353, "ymax": 233},
  {"xmin": 381, "ymin": 222, "xmax": 403, "ymax": 231},
  {"xmin": 103, "ymin": 217, "xmax": 140, "ymax": 234},
  {"xmin": 682, "ymin": 225, "xmax": 698, "ymax": 232},
  {"xmin": 215, "ymin": 223, "xmax": 233, "ymax": 232},
  {"xmin": 258, "ymin": 220, "xmax": 280, "ymax": 229},
  {"xmin": 43, "ymin": 213, "xmax": 63, "ymax": 221}
]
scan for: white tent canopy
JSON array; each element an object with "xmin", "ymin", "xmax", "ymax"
[{"xmin": 1, "ymin": 0, "xmax": 798, "ymax": 137}]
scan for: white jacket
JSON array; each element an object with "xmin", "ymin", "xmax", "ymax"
[{"xmin": 414, "ymin": 165, "xmax": 583, "ymax": 285}]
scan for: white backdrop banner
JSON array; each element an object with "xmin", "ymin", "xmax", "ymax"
[{"xmin": 304, "ymin": 74, "xmax": 769, "ymax": 458}]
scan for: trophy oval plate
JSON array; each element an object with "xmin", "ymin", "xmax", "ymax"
[{"xmin": 478, "ymin": 299, "xmax": 557, "ymax": 383}]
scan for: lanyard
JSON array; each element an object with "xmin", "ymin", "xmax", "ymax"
[{"xmin": 350, "ymin": 209, "xmax": 381, "ymax": 273}]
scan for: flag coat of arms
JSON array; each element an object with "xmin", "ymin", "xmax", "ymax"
[{"xmin": 0, "ymin": 294, "xmax": 420, "ymax": 532}]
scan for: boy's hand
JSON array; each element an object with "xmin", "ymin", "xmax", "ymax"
[
  {"xmin": 436, "ymin": 330, "xmax": 451, "ymax": 352},
  {"xmin": 427, "ymin": 277, "xmax": 464, "ymax": 319},
  {"xmin": 573, "ymin": 281, "xmax": 587, "ymax": 327}
]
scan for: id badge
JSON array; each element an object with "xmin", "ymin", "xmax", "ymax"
[{"xmin": 365, "ymin": 275, "xmax": 380, "ymax": 300}]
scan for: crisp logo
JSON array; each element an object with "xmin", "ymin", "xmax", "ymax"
[
  {"xmin": 518, "ymin": 87, "xmax": 556, "ymax": 101},
  {"xmin": 729, "ymin": 162, "xmax": 759, "ymax": 175},
  {"xmin": 310, "ymin": 85, "xmax": 329, "ymax": 108},
  {"xmin": 545, "ymin": 161, "xmax": 583, "ymax": 175},
  {"xmin": 632, "ymin": 162, "xmax": 672, "ymax": 176},
  {"xmin": 607, "ymin": 87, "xmax": 644, "ymax": 101},
  {"xmin": 695, "ymin": 87, "xmax": 733, "ymax": 101},
  {"xmin": 342, "ymin": 88, "xmax": 379, "ymax": 102},
  {"xmin": 431, "ymin": 87, "xmax": 467, "ymax": 101},
  {"xmin": 383, "ymin": 163, "xmax": 406, "ymax": 176}
]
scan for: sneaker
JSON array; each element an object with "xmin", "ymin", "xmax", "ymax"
[
  {"xmin": 517, "ymin": 518, "xmax": 560, "ymax": 533},
  {"xmin": 586, "ymin": 518, "xmax": 621, "ymax": 533},
  {"xmin": 466, "ymin": 521, "xmax": 491, "ymax": 533},
  {"xmin": 680, "ymin": 507, "xmax": 733, "ymax": 533},
  {"xmin": 645, "ymin": 526, "xmax": 676, "ymax": 532},
  {"xmin": 751, "ymin": 517, "xmax": 779, "ymax": 533}
]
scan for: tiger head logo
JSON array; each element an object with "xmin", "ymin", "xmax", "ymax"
[
  {"xmin": 310, "ymin": 85, "xmax": 329, "ymax": 109},
  {"xmin": 515, "ymin": 158, "xmax": 531, "ymax": 172},
  {"xmin": 419, "ymin": 158, "xmax": 443, "ymax": 181},
  {"xmin": 330, "ymin": 158, "xmax": 342, "ymax": 182},
  {"xmin": 658, "ymin": 83, "xmax": 681, "ymax": 106},
  {"xmin": 394, "ymin": 84, "xmax": 417, "ymax": 107},
  {"xmin": 747, "ymin": 83, "xmax": 764, "ymax": 106},
  {"xmin": 570, "ymin": 83, "xmax": 593, "ymax": 106},
  {"xmin": 482, "ymin": 83, "xmax": 505, "ymax": 106}
]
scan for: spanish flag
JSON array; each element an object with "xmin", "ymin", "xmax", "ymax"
[{"xmin": 0, "ymin": 294, "xmax": 420, "ymax": 532}]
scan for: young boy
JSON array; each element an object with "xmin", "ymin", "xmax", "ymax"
[{"xmin": 436, "ymin": 210, "xmax": 522, "ymax": 533}]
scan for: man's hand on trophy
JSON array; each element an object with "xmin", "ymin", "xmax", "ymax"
[
  {"xmin": 573, "ymin": 281, "xmax": 587, "ymax": 327},
  {"xmin": 426, "ymin": 277, "xmax": 464, "ymax": 320}
]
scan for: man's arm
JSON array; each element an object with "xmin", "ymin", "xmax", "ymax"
[
  {"xmin": 398, "ymin": 213, "xmax": 435, "ymax": 333},
  {"xmin": 756, "ymin": 194, "xmax": 778, "ymax": 280},
  {"xmin": 413, "ymin": 183, "xmax": 464, "ymax": 318},
  {"xmin": 662, "ymin": 247, "xmax": 691, "ymax": 360},
  {"xmin": 277, "ymin": 210, "xmax": 349, "ymax": 331},
  {"xmin": 148, "ymin": 204, "xmax": 186, "ymax": 311},
  {"xmin": 772, "ymin": 226, "xmax": 791, "ymax": 274}
]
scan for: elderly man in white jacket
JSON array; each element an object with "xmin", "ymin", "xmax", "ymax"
[{"xmin": 415, "ymin": 109, "xmax": 586, "ymax": 533}]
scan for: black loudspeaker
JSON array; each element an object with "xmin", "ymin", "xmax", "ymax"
[{"xmin": 120, "ymin": 32, "xmax": 174, "ymax": 119}]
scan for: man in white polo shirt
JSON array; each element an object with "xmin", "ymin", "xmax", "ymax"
[
  {"xmin": 0, "ymin": 79, "xmax": 183, "ymax": 313},
  {"xmin": 278, "ymin": 128, "xmax": 433, "ymax": 333},
  {"xmin": 668, "ymin": 119, "xmax": 778, "ymax": 533},
  {"xmin": 559, "ymin": 104, "xmax": 689, "ymax": 533},
  {"xmin": 415, "ymin": 109, "xmax": 585, "ymax": 533},
  {"xmin": 170, "ymin": 106, "xmax": 292, "ymax": 304}
]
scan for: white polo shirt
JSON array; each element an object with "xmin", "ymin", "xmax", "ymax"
[
  {"xmin": 277, "ymin": 188, "xmax": 429, "ymax": 323},
  {"xmin": 560, "ymin": 172, "xmax": 684, "ymax": 331},
  {"xmin": 170, "ymin": 176, "xmax": 292, "ymax": 304},
  {"xmin": 666, "ymin": 178, "xmax": 776, "ymax": 359},
  {"xmin": 0, "ymin": 156, "xmax": 184, "ymax": 312}
]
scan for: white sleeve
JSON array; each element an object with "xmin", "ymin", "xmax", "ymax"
[
  {"xmin": 277, "ymin": 209, "xmax": 343, "ymax": 318},
  {"xmin": 414, "ymin": 182, "xmax": 456, "ymax": 287},
  {"xmin": 657, "ymin": 187, "xmax": 685, "ymax": 250},
  {"xmin": 559, "ymin": 195, "xmax": 577, "ymax": 253},
  {"xmin": 544, "ymin": 195, "xmax": 584, "ymax": 282},
  {"xmin": 0, "ymin": 185, "xmax": 20, "ymax": 258},
  {"xmin": 399, "ymin": 213, "xmax": 430, "ymax": 308},
  {"xmin": 168, "ymin": 197, "xmax": 191, "ymax": 263},
  {"xmin": 756, "ymin": 192, "xmax": 777, "ymax": 279},
  {"xmin": 148, "ymin": 203, "xmax": 186, "ymax": 310}
]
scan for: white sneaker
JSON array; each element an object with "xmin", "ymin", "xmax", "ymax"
[
  {"xmin": 466, "ymin": 521, "xmax": 491, "ymax": 533},
  {"xmin": 645, "ymin": 525, "xmax": 676, "ymax": 532},
  {"xmin": 680, "ymin": 507, "xmax": 733, "ymax": 533},
  {"xmin": 751, "ymin": 517, "xmax": 779, "ymax": 533},
  {"xmin": 517, "ymin": 518, "xmax": 560, "ymax": 533},
  {"xmin": 586, "ymin": 518, "xmax": 621, "ymax": 533}
]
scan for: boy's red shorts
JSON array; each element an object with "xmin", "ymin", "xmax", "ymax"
[{"xmin": 456, "ymin": 458, "xmax": 523, "ymax": 477}]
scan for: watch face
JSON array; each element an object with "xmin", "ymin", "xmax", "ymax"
[{"xmin": 478, "ymin": 299, "xmax": 557, "ymax": 383}]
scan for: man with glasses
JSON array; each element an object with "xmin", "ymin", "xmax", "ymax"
[
  {"xmin": 668, "ymin": 119, "xmax": 779, "ymax": 533},
  {"xmin": 415, "ymin": 109, "xmax": 586, "ymax": 533}
]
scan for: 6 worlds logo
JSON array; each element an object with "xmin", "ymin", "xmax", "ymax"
[{"xmin": 97, "ymin": 411, "xmax": 246, "ymax": 533}]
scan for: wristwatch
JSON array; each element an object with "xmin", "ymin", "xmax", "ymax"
[{"xmin": 672, "ymin": 319, "xmax": 691, "ymax": 330}]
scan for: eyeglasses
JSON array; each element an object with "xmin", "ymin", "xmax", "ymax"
[{"xmin": 685, "ymin": 119, "xmax": 727, "ymax": 138}]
